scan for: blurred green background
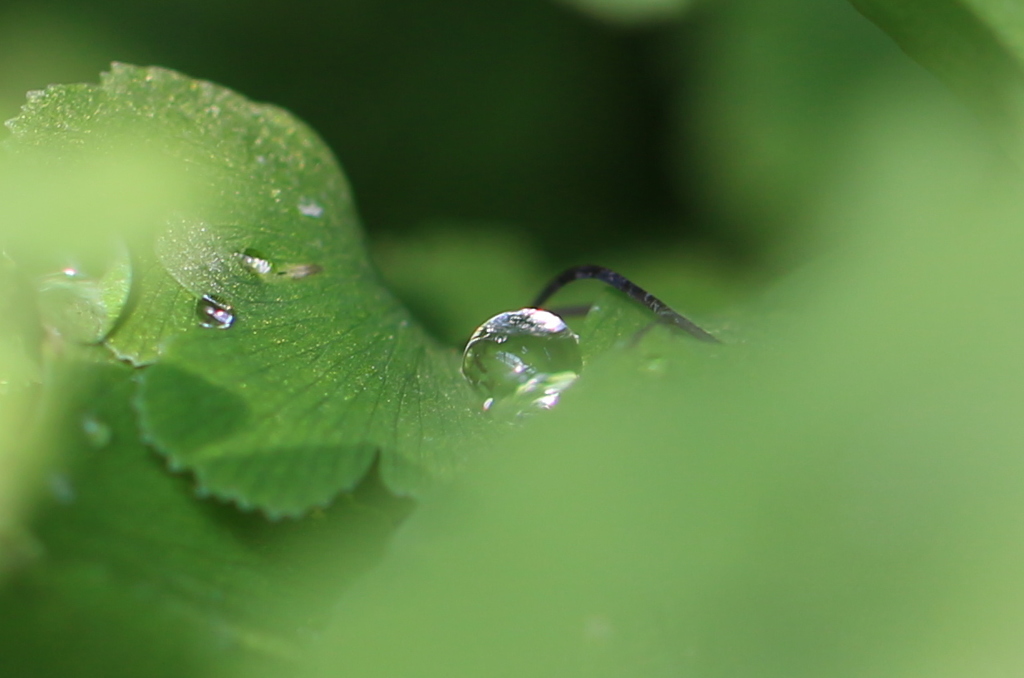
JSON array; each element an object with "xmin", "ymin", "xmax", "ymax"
[
  {"xmin": 5, "ymin": 0, "xmax": 1024, "ymax": 677},
  {"xmin": 0, "ymin": 0, "xmax": 921, "ymax": 308}
]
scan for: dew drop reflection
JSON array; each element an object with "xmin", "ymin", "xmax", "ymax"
[
  {"xmin": 196, "ymin": 294, "xmax": 235, "ymax": 329},
  {"xmin": 237, "ymin": 249, "xmax": 273, "ymax": 275},
  {"xmin": 461, "ymin": 308, "xmax": 582, "ymax": 413},
  {"xmin": 298, "ymin": 198, "xmax": 324, "ymax": 218}
]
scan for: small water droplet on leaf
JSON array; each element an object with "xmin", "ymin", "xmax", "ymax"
[
  {"xmin": 462, "ymin": 308, "xmax": 582, "ymax": 413},
  {"xmin": 277, "ymin": 263, "xmax": 322, "ymax": 280},
  {"xmin": 237, "ymin": 249, "xmax": 273, "ymax": 275},
  {"xmin": 298, "ymin": 198, "xmax": 324, "ymax": 218},
  {"xmin": 196, "ymin": 294, "xmax": 235, "ymax": 329}
]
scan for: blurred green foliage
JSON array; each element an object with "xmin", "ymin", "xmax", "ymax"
[
  {"xmin": 310, "ymin": 92, "xmax": 1024, "ymax": 677},
  {"xmin": 851, "ymin": 0, "xmax": 1024, "ymax": 157},
  {"xmin": 2, "ymin": 0, "xmax": 1024, "ymax": 677}
]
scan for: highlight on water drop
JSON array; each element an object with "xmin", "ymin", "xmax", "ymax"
[
  {"xmin": 35, "ymin": 242, "xmax": 133, "ymax": 344},
  {"xmin": 196, "ymin": 294, "xmax": 235, "ymax": 329},
  {"xmin": 237, "ymin": 248, "xmax": 273, "ymax": 275},
  {"xmin": 461, "ymin": 308, "xmax": 582, "ymax": 413},
  {"xmin": 234, "ymin": 248, "xmax": 322, "ymax": 280},
  {"xmin": 277, "ymin": 263, "xmax": 322, "ymax": 280},
  {"xmin": 297, "ymin": 197, "xmax": 324, "ymax": 218}
]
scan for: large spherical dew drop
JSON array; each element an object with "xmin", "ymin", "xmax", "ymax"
[{"xmin": 461, "ymin": 308, "xmax": 582, "ymax": 412}]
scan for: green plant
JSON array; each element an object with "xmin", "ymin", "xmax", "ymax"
[{"xmin": 2, "ymin": 2, "xmax": 1024, "ymax": 677}]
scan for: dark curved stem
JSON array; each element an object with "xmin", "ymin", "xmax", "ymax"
[{"xmin": 531, "ymin": 264, "xmax": 720, "ymax": 343}]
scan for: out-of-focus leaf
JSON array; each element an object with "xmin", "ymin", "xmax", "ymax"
[
  {"xmin": 297, "ymin": 82, "xmax": 1024, "ymax": 678},
  {"xmin": 849, "ymin": 0, "xmax": 1024, "ymax": 155},
  {"xmin": 0, "ymin": 255, "xmax": 42, "ymax": 584},
  {"xmin": 4, "ymin": 64, "xmax": 481, "ymax": 517},
  {"xmin": 0, "ymin": 386, "xmax": 39, "ymax": 584},
  {"xmin": 0, "ymin": 149, "xmax": 190, "ymax": 277},
  {"xmin": 677, "ymin": 0, "xmax": 919, "ymax": 252},
  {"xmin": 0, "ymin": 357, "xmax": 411, "ymax": 678},
  {"xmin": 35, "ymin": 242, "xmax": 132, "ymax": 343}
]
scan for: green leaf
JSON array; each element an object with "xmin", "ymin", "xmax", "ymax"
[
  {"xmin": 848, "ymin": 0, "xmax": 1024, "ymax": 155},
  {"xmin": 4, "ymin": 64, "xmax": 480, "ymax": 517},
  {"xmin": 0, "ymin": 356, "xmax": 412, "ymax": 678}
]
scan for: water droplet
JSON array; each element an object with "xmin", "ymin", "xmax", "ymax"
[
  {"xmin": 298, "ymin": 198, "xmax": 324, "ymax": 218},
  {"xmin": 196, "ymin": 294, "xmax": 235, "ymax": 329},
  {"xmin": 36, "ymin": 242, "xmax": 132, "ymax": 343},
  {"xmin": 237, "ymin": 248, "xmax": 273, "ymax": 275},
  {"xmin": 462, "ymin": 308, "xmax": 582, "ymax": 412},
  {"xmin": 81, "ymin": 414, "xmax": 112, "ymax": 449},
  {"xmin": 277, "ymin": 263, "xmax": 322, "ymax": 280}
]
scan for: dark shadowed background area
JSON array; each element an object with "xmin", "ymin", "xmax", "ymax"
[{"xmin": 0, "ymin": 0, "xmax": 916, "ymax": 267}]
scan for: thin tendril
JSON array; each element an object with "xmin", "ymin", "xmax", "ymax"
[{"xmin": 531, "ymin": 264, "xmax": 720, "ymax": 343}]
